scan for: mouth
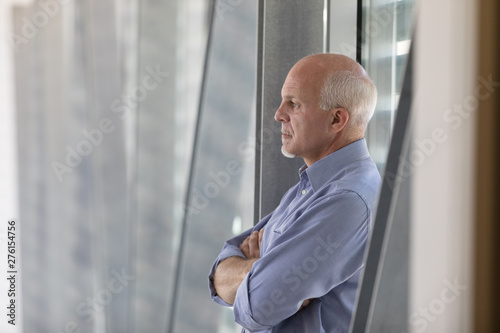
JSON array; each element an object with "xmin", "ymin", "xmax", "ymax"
[{"xmin": 281, "ymin": 132, "xmax": 292, "ymax": 145}]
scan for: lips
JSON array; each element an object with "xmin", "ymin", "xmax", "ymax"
[{"xmin": 281, "ymin": 132, "xmax": 292, "ymax": 145}]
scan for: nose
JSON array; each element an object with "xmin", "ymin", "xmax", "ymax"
[{"xmin": 274, "ymin": 101, "xmax": 289, "ymax": 123}]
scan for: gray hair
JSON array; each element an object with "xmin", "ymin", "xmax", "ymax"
[{"xmin": 318, "ymin": 70, "xmax": 377, "ymax": 129}]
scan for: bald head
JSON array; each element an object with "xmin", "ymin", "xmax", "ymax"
[
  {"xmin": 292, "ymin": 53, "xmax": 366, "ymax": 77},
  {"xmin": 288, "ymin": 53, "xmax": 377, "ymax": 133}
]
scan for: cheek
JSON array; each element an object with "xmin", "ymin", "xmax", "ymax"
[{"xmin": 305, "ymin": 119, "xmax": 331, "ymax": 145}]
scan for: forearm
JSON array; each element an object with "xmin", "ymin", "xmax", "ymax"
[{"xmin": 213, "ymin": 256, "xmax": 258, "ymax": 305}]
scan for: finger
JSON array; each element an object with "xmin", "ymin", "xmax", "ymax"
[
  {"xmin": 258, "ymin": 228, "xmax": 264, "ymax": 246},
  {"xmin": 238, "ymin": 237, "xmax": 247, "ymax": 251},
  {"xmin": 239, "ymin": 237, "xmax": 250, "ymax": 257},
  {"xmin": 248, "ymin": 231, "xmax": 260, "ymax": 258}
]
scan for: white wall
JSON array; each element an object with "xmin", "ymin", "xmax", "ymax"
[{"xmin": 410, "ymin": 0, "xmax": 479, "ymax": 332}]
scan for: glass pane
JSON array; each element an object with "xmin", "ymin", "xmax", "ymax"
[
  {"xmin": 133, "ymin": 0, "xmax": 209, "ymax": 332},
  {"xmin": 172, "ymin": 2, "xmax": 258, "ymax": 333},
  {"xmin": 353, "ymin": 1, "xmax": 416, "ymax": 331},
  {"xmin": 9, "ymin": 0, "xmax": 209, "ymax": 332},
  {"xmin": 363, "ymin": 0, "xmax": 415, "ymax": 172}
]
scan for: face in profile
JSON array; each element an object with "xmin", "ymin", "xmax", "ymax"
[{"xmin": 274, "ymin": 60, "xmax": 336, "ymax": 166}]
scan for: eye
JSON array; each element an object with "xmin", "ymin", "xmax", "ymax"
[{"xmin": 291, "ymin": 101, "xmax": 299, "ymax": 109}]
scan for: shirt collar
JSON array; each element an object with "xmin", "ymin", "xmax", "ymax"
[{"xmin": 300, "ymin": 139, "xmax": 371, "ymax": 192}]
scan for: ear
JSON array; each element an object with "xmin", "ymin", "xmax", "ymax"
[{"xmin": 330, "ymin": 107, "xmax": 349, "ymax": 133}]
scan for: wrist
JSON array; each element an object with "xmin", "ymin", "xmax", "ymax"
[{"xmin": 240, "ymin": 257, "xmax": 258, "ymax": 277}]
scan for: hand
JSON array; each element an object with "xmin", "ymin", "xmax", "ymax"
[
  {"xmin": 239, "ymin": 229, "xmax": 264, "ymax": 259},
  {"xmin": 299, "ymin": 299, "xmax": 313, "ymax": 311}
]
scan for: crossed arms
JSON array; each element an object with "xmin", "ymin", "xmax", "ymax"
[
  {"xmin": 213, "ymin": 229, "xmax": 264, "ymax": 305},
  {"xmin": 209, "ymin": 192, "xmax": 370, "ymax": 330},
  {"xmin": 213, "ymin": 228, "xmax": 312, "ymax": 318}
]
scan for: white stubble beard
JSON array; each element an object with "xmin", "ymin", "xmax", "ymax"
[{"xmin": 281, "ymin": 139, "xmax": 296, "ymax": 158}]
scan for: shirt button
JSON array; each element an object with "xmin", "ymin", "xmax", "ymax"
[{"xmin": 302, "ymin": 190, "xmax": 307, "ymax": 195}]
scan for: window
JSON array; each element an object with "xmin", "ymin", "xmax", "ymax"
[{"xmin": 363, "ymin": 0, "xmax": 415, "ymax": 172}]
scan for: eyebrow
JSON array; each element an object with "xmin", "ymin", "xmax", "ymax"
[{"xmin": 282, "ymin": 94, "xmax": 296, "ymax": 100}]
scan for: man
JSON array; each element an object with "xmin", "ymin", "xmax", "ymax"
[{"xmin": 208, "ymin": 53, "xmax": 381, "ymax": 332}]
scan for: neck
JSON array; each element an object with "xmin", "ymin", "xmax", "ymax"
[{"xmin": 303, "ymin": 132, "xmax": 364, "ymax": 167}]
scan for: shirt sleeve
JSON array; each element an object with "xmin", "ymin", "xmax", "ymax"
[
  {"xmin": 232, "ymin": 191, "xmax": 371, "ymax": 331},
  {"xmin": 208, "ymin": 212, "xmax": 273, "ymax": 307}
]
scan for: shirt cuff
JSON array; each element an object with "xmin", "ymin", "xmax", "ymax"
[{"xmin": 233, "ymin": 270, "xmax": 271, "ymax": 331}]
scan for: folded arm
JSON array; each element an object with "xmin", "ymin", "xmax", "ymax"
[
  {"xmin": 232, "ymin": 192, "xmax": 370, "ymax": 331},
  {"xmin": 213, "ymin": 229, "xmax": 263, "ymax": 304}
]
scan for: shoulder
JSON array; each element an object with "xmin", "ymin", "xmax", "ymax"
[{"xmin": 322, "ymin": 157, "xmax": 381, "ymax": 210}]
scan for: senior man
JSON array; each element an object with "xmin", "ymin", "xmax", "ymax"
[{"xmin": 208, "ymin": 53, "xmax": 381, "ymax": 332}]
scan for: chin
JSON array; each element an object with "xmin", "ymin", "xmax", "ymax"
[{"xmin": 281, "ymin": 146, "xmax": 296, "ymax": 158}]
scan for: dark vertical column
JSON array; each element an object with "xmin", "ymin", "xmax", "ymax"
[
  {"xmin": 474, "ymin": 0, "xmax": 500, "ymax": 331},
  {"xmin": 255, "ymin": 0, "xmax": 326, "ymax": 220}
]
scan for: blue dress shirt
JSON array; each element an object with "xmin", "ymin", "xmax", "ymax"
[{"xmin": 208, "ymin": 139, "xmax": 381, "ymax": 332}]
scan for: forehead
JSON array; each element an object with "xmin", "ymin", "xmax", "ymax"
[
  {"xmin": 281, "ymin": 66, "xmax": 323, "ymax": 101},
  {"xmin": 281, "ymin": 76, "xmax": 301, "ymax": 98}
]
